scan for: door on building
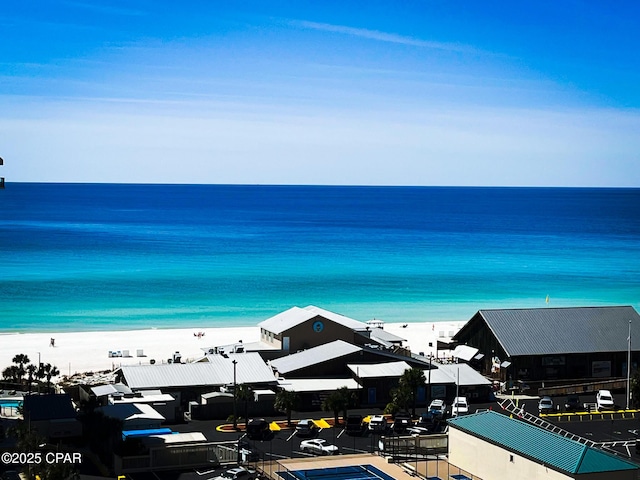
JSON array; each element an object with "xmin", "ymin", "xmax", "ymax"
[{"xmin": 368, "ymin": 387, "xmax": 377, "ymax": 404}]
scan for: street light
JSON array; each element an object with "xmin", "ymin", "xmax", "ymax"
[
  {"xmin": 627, "ymin": 320, "xmax": 632, "ymax": 410},
  {"xmin": 232, "ymin": 359, "xmax": 238, "ymax": 431}
]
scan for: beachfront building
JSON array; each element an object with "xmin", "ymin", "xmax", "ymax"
[
  {"xmin": 346, "ymin": 361, "xmax": 492, "ymax": 405},
  {"xmin": 452, "ymin": 306, "xmax": 640, "ymax": 385},
  {"xmin": 267, "ymin": 340, "xmax": 491, "ymax": 409},
  {"xmin": 257, "ymin": 305, "xmax": 407, "ymax": 356},
  {"xmin": 97, "ymin": 403, "xmax": 165, "ymax": 430},
  {"xmin": 447, "ymin": 410, "xmax": 639, "ymax": 479},
  {"xmin": 268, "ymin": 340, "xmax": 429, "ymax": 378},
  {"xmin": 22, "ymin": 393, "xmax": 82, "ymax": 439},
  {"xmin": 115, "ymin": 352, "xmax": 277, "ymax": 419}
]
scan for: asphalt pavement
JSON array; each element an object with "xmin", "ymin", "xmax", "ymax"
[{"xmin": 163, "ymin": 394, "xmax": 640, "ymax": 477}]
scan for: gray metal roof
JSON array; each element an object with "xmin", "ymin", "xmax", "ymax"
[
  {"xmin": 120, "ymin": 352, "xmax": 276, "ymax": 389},
  {"xmin": 368, "ymin": 328, "xmax": 406, "ymax": 344},
  {"xmin": 257, "ymin": 305, "xmax": 366, "ymax": 335},
  {"xmin": 473, "ymin": 306, "xmax": 640, "ymax": 356},
  {"xmin": 269, "ymin": 340, "xmax": 362, "ymax": 375}
]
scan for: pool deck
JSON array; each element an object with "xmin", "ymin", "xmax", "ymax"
[
  {"xmin": 0, "ymin": 396, "xmax": 23, "ymax": 419},
  {"xmin": 258, "ymin": 453, "xmax": 475, "ymax": 480}
]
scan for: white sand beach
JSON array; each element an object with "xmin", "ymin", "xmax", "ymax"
[{"xmin": 0, "ymin": 321, "xmax": 466, "ymax": 378}]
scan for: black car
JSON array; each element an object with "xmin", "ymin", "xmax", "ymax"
[
  {"xmin": 564, "ymin": 395, "xmax": 581, "ymax": 412},
  {"xmin": 345, "ymin": 414, "xmax": 366, "ymax": 436},
  {"xmin": 392, "ymin": 412, "xmax": 413, "ymax": 433},
  {"xmin": 246, "ymin": 418, "xmax": 272, "ymax": 440}
]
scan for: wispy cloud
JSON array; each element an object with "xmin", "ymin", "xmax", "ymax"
[{"xmin": 291, "ymin": 20, "xmax": 476, "ymax": 53}]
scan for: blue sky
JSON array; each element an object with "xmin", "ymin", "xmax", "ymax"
[{"xmin": 1, "ymin": 1, "xmax": 639, "ymax": 186}]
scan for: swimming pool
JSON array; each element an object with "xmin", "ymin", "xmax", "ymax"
[
  {"xmin": 0, "ymin": 399, "xmax": 23, "ymax": 410},
  {"xmin": 277, "ymin": 464, "xmax": 395, "ymax": 480}
]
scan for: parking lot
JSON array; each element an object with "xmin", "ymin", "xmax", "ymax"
[{"xmin": 131, "ymin": 394, "xmax": 640, "ymax": 480}]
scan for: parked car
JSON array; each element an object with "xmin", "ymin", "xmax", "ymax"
[
  {"xmin": 596, "ymin": 390, "xmax": 615, "ymax": 411},
  {"xmin": 450, "ymin": 396, "xmax": 469, "ymax": 417},
  {"xmin": 210, "ymin": 466, "xmax": 251, "ymax": 480},
  {"xmin": 300, "ymin": 438, "xmax": 339, "ymax": 455},
  {"xmin": 345, "ymin": 414, "xmax": 365, "ymax": 436},
  {"xmin": 392, "ymin": 412, "xmax": 413, "ymax": 433},
  {"xmin": 428, "ymin": 399, "xmax": 446, "ymax": 419},
  {"xmin": 295, "ymin": 419, "xmax": 319, "ymax": 437},
  {"xmin": 417, "ymin": 412, "xmax": 436, "ymax": 429},
  {"xmin": 564, "ymin": 395, "xmax": 582, "ymax": 412},
  {"xmin": 368, "ymin": 415, "xmax": 388, "ymax": 433},
  {"xmin": 246, "ymin": 418, "xmax": 271, "ymax": 440},
  {"xmin": 538, "ymin": 396, "xmax": 554, "ymax": 414}
]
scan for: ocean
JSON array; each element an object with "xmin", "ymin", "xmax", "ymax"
[{"xmin": 1, "ymin": 183, "xmax": 639, "ymax": 333}]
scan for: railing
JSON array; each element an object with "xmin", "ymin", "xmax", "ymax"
[
  {"xmin": 115, "ymin": 440, "xmax": 242, "ymax": 474},
  {"xmin": 538, "ymin": 378, "xmax": 627, "ymax": 397},
  {"xmin": 499, "ymin": 398, "xmax": 633, "ymax": 457}
]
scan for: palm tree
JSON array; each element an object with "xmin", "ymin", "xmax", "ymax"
[
  {"xmin": 274, "ymin": 390, "xmax": 299, "ymax": 427},
  {"xmin": 2, "ymin": 365, "xmax": 21, "ymax": 383},
  {"xmin": 387, "ymin": 383, "xmax": 412, "ymax": 415},
  {"xmin": 26, "ymin": 364, "xmax": 38, "ymax": 395},
  {"xmin": 40, "ymin": 363, "xmax": 60, "ymax": 393},
  {"xmin": 12, "ymin": 354, "xmax": 30, "ymax": 385},
  {"xmin": 321, "ymin": 387, "xmax": 351, "ymax": 426},
  {"xmin": 235, "ymin": 384, "xmax": 253, "ymax": 426},
  {"xmin": 399, "ymin": 367, "xmax": 426, "ymax": 416}
]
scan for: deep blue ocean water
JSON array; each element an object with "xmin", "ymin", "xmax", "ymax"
[{"xmin": 1, "ymin": 183, "xmax": 639, "ymax": 333}]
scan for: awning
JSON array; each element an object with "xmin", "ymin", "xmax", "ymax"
[
  {"xmin": 313, "ymin": 419, "xmax": 332, "ymax": 429},
  {"xmin": 269, "ymin": 421, "xmax": 281, "ymax": 432},
  {"xmin": 500, "ymin": 361, "xmax": 512, "ymax": 368}
]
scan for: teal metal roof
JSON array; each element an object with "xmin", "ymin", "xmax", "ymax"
[{"xmin": 448, "ymin": 411, "xmax": 638, "ymax": 474}]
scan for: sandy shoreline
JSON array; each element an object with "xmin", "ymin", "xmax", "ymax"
[{"xmin": 0, "ymin": 321, "xmax": 466, "ymax": 378}]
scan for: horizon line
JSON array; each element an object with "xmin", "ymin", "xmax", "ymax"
[{"xmin": 2, "ymin": 181, "xmax": 639, "ymax": 190}]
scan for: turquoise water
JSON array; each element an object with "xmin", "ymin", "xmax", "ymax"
[{"xmin": 1, "ymin": 184, "xmax": 639, "ymax": 333}]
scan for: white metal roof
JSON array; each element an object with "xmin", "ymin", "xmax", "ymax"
[
  {"xmin": 120, "ymin": 352, "xmax": 275, "ymax": 389},
  {"xmin": 424, "ymin": 368, "xmax": 455, "ymax": 385},
  {"xmin": 278, "ymin": 378, "xmax": 360, "ymax": 392},
  {"xmin": 434, "ymin": 363, "xmax": 492, "ymax": 386},
  {"xmin": 269, "ymin": 340, "xmax": 362, "ymax": 375},
  {"xmin": 144, "ymin": 432, "xmax": 207, "ymax": 445},
  {"xmin": 201, "ymin": 391, "xmax": 233, "ymax": 400},
  {"xmin": 452, "ymin": 345, "xmax": 480, "ymax": 362},
  {"xmin": 257, "ymin": 305, "xmax": 367, "ymax": 335},
  {"xmin": 91, "ymin": 383, "xmax": 132, "ymax": 397},
  {"xmin": 110, "ymin": 393, "xmax": 175, "ymax": 404},
  {"xmin": 347, "ymin": 361, "xmax": 412, "ymax": 378},
  {"xmin": 98, "ymin": 403, "xmax": 165, "ymax": 422}
]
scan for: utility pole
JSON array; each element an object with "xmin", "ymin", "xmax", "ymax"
[
  {"xmin": 427, "ymin": 355, "xmax": 432, "ymax": 406},
  {"xmin": 232, "ymin": 359, "xmax": 238, "ymax": 430},
  {"xmin": 627, "ymin": 320, "xmax": 632, "ymax": 410}
]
